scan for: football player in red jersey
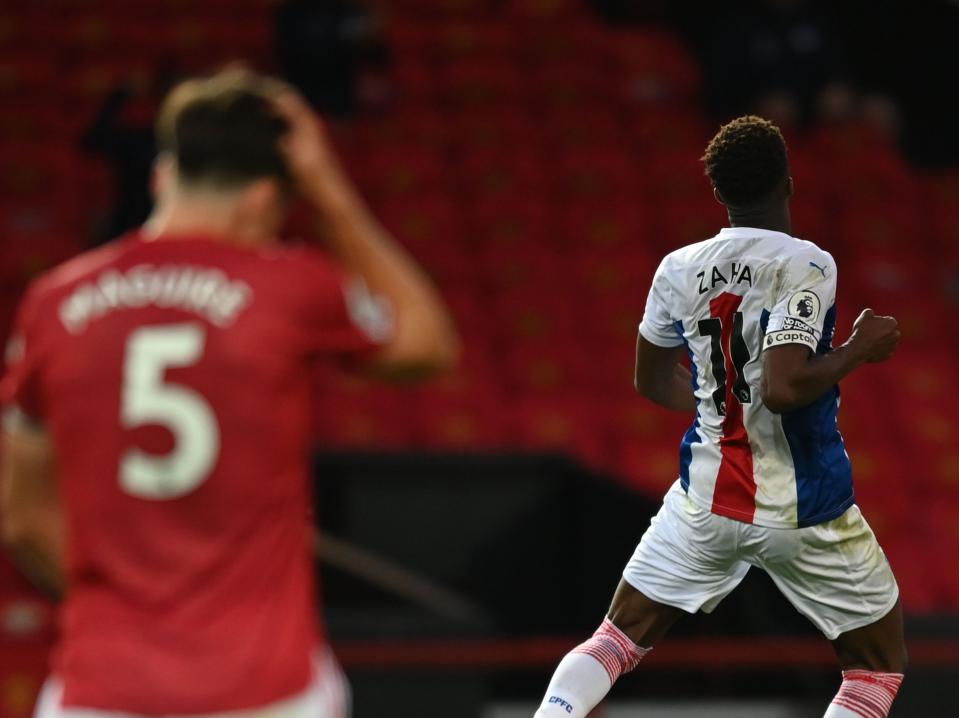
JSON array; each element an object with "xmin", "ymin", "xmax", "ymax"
[{"xmin": 0, "ymin": 70, "xmax": 459, "ymax": 718}]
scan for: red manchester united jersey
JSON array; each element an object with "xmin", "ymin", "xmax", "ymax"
[{"xmin": 1, "ymin": 232, "xmax": 390, "ymax": 715}]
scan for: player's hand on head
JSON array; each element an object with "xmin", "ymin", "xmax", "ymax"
[
  {"xmin": 272, "ymin": 89, "xmax": 343, "ymax": 191},
  {"xmin": 849, "ymin": 308, "xmax": 901, "ymax": 363}
]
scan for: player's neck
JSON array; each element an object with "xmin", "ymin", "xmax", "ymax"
[
  {"xmin": 145, "ymin": 196, "xmax": 269, "ymax": 247},
  {"xmin": 727, "ymin": 209, "xmax": 792, "ymax": 236}
]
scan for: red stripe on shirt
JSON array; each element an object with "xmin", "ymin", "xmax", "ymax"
[{"xmin": 708, "ymin": 292, "xmax": 757, "ymax": 522}]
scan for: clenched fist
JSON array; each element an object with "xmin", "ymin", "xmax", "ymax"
[{"xmin": 848, "ymin": 308, "xmax": 901, "ymax": 363}]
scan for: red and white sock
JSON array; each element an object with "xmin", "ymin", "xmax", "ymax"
[
  {"xmin": 823, "ymin": 670, "xmax": 904, "ymax": 718},
  {"xmin": 533, "ymin": 618, "xmax": 650, "ymax": 718}
]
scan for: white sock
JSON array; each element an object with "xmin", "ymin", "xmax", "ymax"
[
  {"xmin": 533, "ymin": 652, "xmax": 612, "ymax": 718},
  {"xmin": 823, "ymin": 705, "xmax": 863, "ymax": 718},
  {"xmin": 533, "ymin": 618, "xmax": 649, "ymax": 718}
]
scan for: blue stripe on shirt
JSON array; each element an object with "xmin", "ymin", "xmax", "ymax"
[
  {"xmin": 675, "ymin": 320, "xmax": 702, "ymax": 492},
  {"xmin": 780, "ymin": 304, "xmax": 855, "ymax": 527}
]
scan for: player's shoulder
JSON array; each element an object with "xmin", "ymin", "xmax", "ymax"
[
  {"xmin": 21, "ymin": 239, "xmax": 133, "ymax": 310},
  {"xmin": 258, "ymin": 243, "xmax": 341, "ymax": 273},
  {"xmin": 781, "ymin": 236, "xmax": 836, "ymax": 276},
  {"xmin": 783, "ymin": 235, "xmax": 832, "ymax": 262},
  {"xmin": 252, "ymin": 243, "xmax": 348, "ymax": 297},
  {"xmin": 655, "ymin": 238, "xmax": 712, "ymax": 276}
]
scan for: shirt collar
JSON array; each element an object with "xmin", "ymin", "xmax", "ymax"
[{"xmin": 717, "ymin": 226, "xmax": 793, "ymax": 241}]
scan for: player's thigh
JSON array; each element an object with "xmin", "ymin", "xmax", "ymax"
[
  {"xmin": 621, "ymin": 481, "xmax": 750, "ymax": 624},
  {"xmin": 759, "ymin": 504, "xmax": 900, "ymax": 644},
  {"xmin": 831, "ymin": 598, "xmax": 907, "ymax": 673},
  {"xmin": 607, "ymin": 577, "xmax": 686, "ymax": 647}
]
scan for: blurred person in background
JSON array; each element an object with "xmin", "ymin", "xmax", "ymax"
[
  {"xmin": 81, "ymin": 66, "xmax": 180, "ymax": 245},
  {"xmin": 0, "ymin": 69, "xmax": 458, "ymax": 718},
  {"xmin": 276, "ymin": 0, "xmax": 390, "ymax": 118}
]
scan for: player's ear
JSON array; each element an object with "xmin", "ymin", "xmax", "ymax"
[
  {"xmin": 712, "ymin": 186, "xmax": 726, "ymax": 207},
  {"xmin": 786, "ymin": 176, "xmax": 795, "ymax": 198}
]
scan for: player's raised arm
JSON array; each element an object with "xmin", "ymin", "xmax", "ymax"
[{"xmin": 274, "ymin": 90, "xmax": 460, "ymax": 378}]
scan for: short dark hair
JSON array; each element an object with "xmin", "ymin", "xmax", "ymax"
[
  {"xmin": 702, "ymin": 115, "xmax": 789, "ymax": 209},
  {"xmin": 156, "ymin": 70, "xmax": 290, "ymax": 189}
]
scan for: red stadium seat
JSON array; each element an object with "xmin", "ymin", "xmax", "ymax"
[
  {"xmin": 809, "ymin": 124, "xmax": 921, "ymax": 210},
  {"xmin": 641, "ymin": 148, "xmax": 714, "ymax": 202},
  {"xmin": 440, "ymin": 59, "xmax": 527, "ymax": 107},
  {"xmin": 528, "ymin": 60, "xmax": 618, "ymax": 109},
  {"xmin": 391, "ymin": 0, "xmax": 491, "ymax": 18},
  {"xmin": 0, "ymin": 103, "xmax": 85, "ymax": 142},
  {"xmin": 376, "ymin": 198, "xmax": 470, "ymax": 282},
  {"xmin": 457, "ymin": 146, "xmax": 549, "ymax": 201},
  {"xmin": 350, "ymin": 147, "xmax": 448, "ymax": 201},
  {"xmin": 424, "ymin": 20, "xmax": 519, "ymax": 60},
  {"xmin": 924, "ymin": 169, "xmax": 959, "ymax": 257},
  {"xmin": 616, "ymin": 438, "xmax": 682, "ymax": 496},
  {"xmin": 346, "ymin": 110, "xmax": 452, "ymax": 156},
  {"xmin": 417, "ymin": 392, "xmax": 510, "ymax": 449},
  {"xmin": 467, "ymin": 196, "xmax": 553, "ymax": 252},
  {"xmin": 0, "ymin": 55, "xmax": 57, "ymax": 102},
  {"xmin": 390, "ymin": 58, "xmax": 440, "ymax": 103},
  {"xmin": 518, "ymin": 21, "xmax": 609, "ymax": 65},
  {"xmin": 505, "ymin": 0, "xmax": 583, "ymax": 20},
  {"xmin": 63, "ymin": 59, "xmax": 152, "ymax": 105},
  {"xmin": 541, "ymin": 108, "xmax": 626, "ymax": 152},
  {"xmin": 610, "ymin": 28, "xmax": 702, "ymax": 104},
  {"xmin": 567, "ymin": 248, "xmax": 654, "ymax": 329},
  {"xmin": 0, "ymin": 228, "xmax": 85, "ymax": 285},
  {"xmin": 0, "ymin": 10, "xmax": 49, "ymax": 51},
  {"xmin": 314, "ymin": 385, "xmax": 417, "ymax": 449},
  {"xmin": 647, "ymin": 195, "xmax": 728, "ymax": 253},
  {"xmin": 560, "ymin": 200, "xmax": 649, "ymax": 253},
  {"xmin": 626, "ymin": 107, "xmax": 708, "ymax": 155},
  {"xmin": 554, "ymin": 147, "xmax": 638, "ymax": 203},
  {"xmin": 510, "ymin": 395, "xmax": 611, "ymax": 469},
  {"xmin": 0, "ymin": 144, "xmax": 81, "ymax": 202},
  {"xmin": 449, "ymin": 107, "xmax": 540, "ymax": 151},
  {"xmin": 501, "ymin": 341, "xmax": 593, "ymax": 397}
]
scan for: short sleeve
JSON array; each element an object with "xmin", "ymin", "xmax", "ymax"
[
  {"xmin": 638, "ymin": 256, "xmax": 684, "ymax": 348},
  {"xmin": 294, "ymin": 250, "xmax": 394, "ymax": 361},
  {"xmin": 1, "ymin": 286, "xmax": 46, "ymax": 422},
  {"xmin": 763, "ymin": 246, "xmax": 837, "ymax": 353}
]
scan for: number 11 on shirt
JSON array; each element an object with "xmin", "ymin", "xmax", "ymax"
[{"xmin": 697, "ymin": 292, "xmax": 753, "ymax": 417}]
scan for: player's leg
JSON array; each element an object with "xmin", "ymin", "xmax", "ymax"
[
  {"xmin": 607, "ymin": 577, "xmax": 686, "ymax": 645},
  {"xmin": 755, "ymin": 505, "xmax": 904, "ymax": 718},
  {"xmin": 823, "ymin": 601, "xmax": 906, "ymax": 718},
  {"xmin": 533, "ymin": 581, "xmax": 683, "ymax": 718},
  {"xmin": 532, "ymin": 481, "xmax": 749, "ymax": 718},
  {"xmin": 831, "ymin": 598, "xmax": 906, "ymax": 673}
]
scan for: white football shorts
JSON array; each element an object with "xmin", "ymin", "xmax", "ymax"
[
  {"xmin": 34, "ymin": 649, "xmax": 350, "ymax": 718},
  {"xmin": 623, "ymin": 480, "xmax": 900, "ymax": 640}
]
